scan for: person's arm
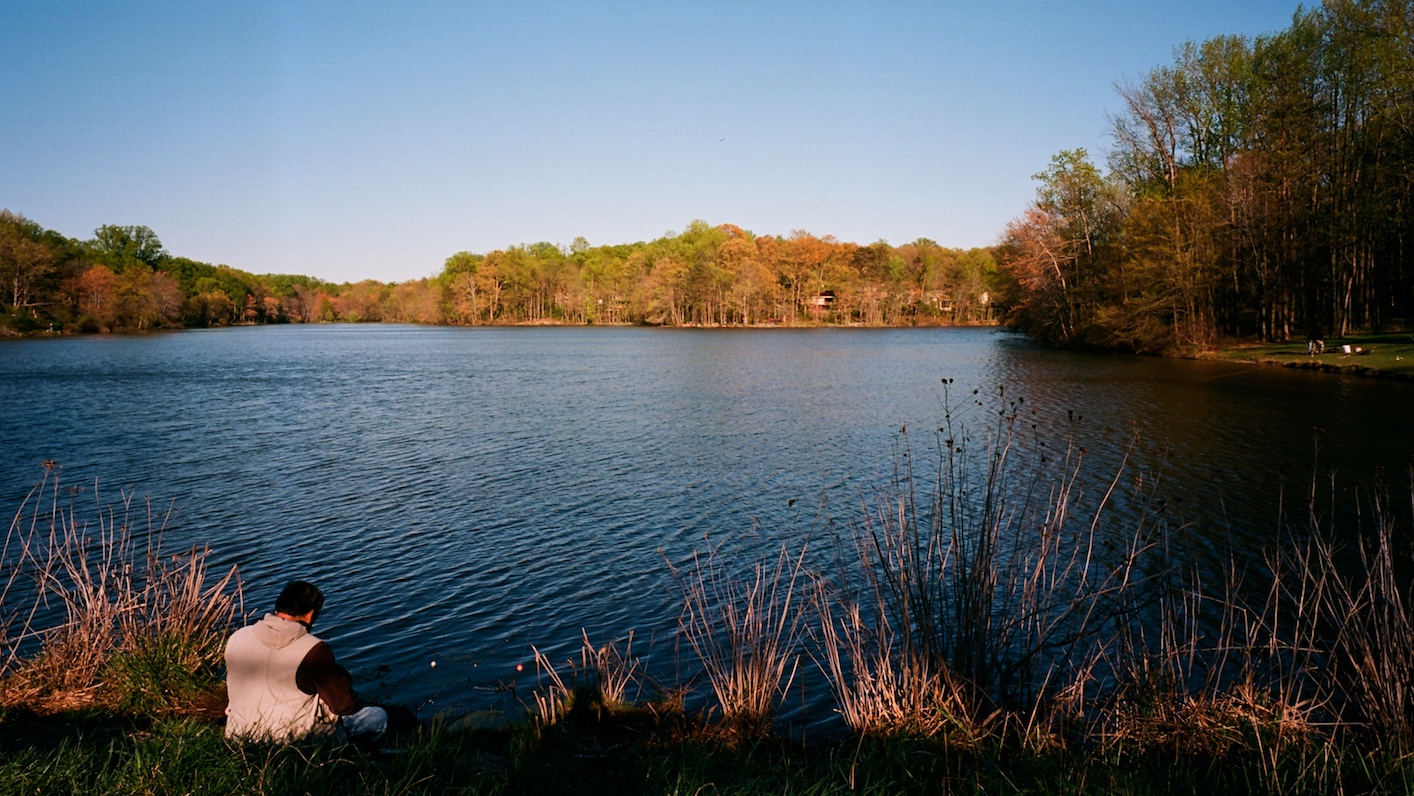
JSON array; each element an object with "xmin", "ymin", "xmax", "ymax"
[{"xmin": 294, "ymin": 641, "xmax": 363, "ymax": 716}]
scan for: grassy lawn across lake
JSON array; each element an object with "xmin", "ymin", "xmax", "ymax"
[{"xmin": 1208, "ymin": 331, "xmax": 1414, "ymax": 379}]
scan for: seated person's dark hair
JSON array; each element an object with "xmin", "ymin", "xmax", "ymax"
[{"xmin": 275, "ymin": 580, "xmax": 324, "ymax": 622}]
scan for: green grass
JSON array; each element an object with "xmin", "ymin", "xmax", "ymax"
[
  {"xmin": 0, "ymin": 714, "xmax": 503, "ymax": 796},
  {"xmin": 2, "ymin": 712, "xmax": 1413, "ymax": 796},
  {"xmin": 1212, "ymin": 331, "xmax": 1414, "ymax": 378},
  {"xmin": 101, "ymin": 633, "xmax": 217, "ymax": 715}
]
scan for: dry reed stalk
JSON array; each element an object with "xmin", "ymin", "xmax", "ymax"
[
  {"xmin": 1, "ymin": 471, "xmax": 133, "ymax": 701},
  {"xmin": 126, "ymin": 545, "xmax": 241, "ymax": 660},
  {"xmin": 814, "ymin": 593, "xmax": 995, "ymax": 743},
  {"xmin": 818, "ymin": 385, "xmax": 1162, "ymax": 746},
  {"xmin": 1, "ymin": 469, "xmax": 240, "ymax": 710},
  {"xmin": 1097, "ymin": 467, "xmax": 1353, "ymax": 758},
  {"xmin": 1099, "ymin": 556, "xmax": 1328, "ymax": 756},
  {"xmin": 670, "ymin": 537, "xmax": 808, "ymax": 734},
  {"xmin": 1311, "ymin": 471, "xmax": 1414, "ymax": 749},
  {"xmin": 1, "ymin": 470, "xmax": 86, "ymax": 680},
  {"xmin": 1102, "ymin": 683, "xmax": 1318, "ymax": 758},
  {"xmin": 579, "ymin": 629, "xmax": 639, "ymax": 707},
  {"xmin": 530, "ymin": 645, "xmax": 571, "ymax": 727},
  {"xmin": 529, "ymin": 630, "xmax": 642, "ymax": 727}
]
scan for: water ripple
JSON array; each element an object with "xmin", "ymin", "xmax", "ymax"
[{"xmin": 2, "ymin": 326, "xmax": 1411, "ymax": 722}]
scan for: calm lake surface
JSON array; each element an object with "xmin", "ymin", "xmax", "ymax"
[{"xmin": 2, "ymin": 325, "xmax": 1411, "ymax": 730}]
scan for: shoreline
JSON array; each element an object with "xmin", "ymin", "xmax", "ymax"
[
  {"xmin": 1199, "ymin": 331, "xmax": 1414, "ymax": 381},
  {"xmin": 0, "ymin": 317, "xmax": 1004, "ymax": 339},
  {"xmin": 7, "ymin": 320, "xmax": 1412, "ymax": 384}
]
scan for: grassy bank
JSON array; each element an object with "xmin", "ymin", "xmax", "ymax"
[
  {"xmin": 5, "ymin": 398, "xmax": 1414, "ymax": 794},
  {"xmin": 1208, "ymin": 331, "xmax": 1414, "ymax": 379},
  {"xmin": 4, "ymin": 711, "xmax": 1414, "ymax": 795}
]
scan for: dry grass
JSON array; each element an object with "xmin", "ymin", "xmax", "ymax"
[
  {"xmin": 6, "ymin": 423, "xmax": 1411, "ymax": 783},
  {"xmin": 1102, "ymin": 682, "xmax": 1319, "ymax": 756},
  {"xmin": 1313, "ymin": 471, "xmax": 1414, "ymax": 749},
  {"xmin": 529, "ymin": 645, "xmax": 571, "ymax": 727},
  {"xmin": 580, "ymin": 629, "xmax": 640, "ymax": 707},
  {"xmin": 1094, "ymin": 464, "xmax": 1414, "ymax": 768},
  {"xmin": 804, "ymin": 387, "xmax": 1414, "ymax": 766},
  {"xmin": 530, "ymin": 630, "xmax": 642, "ymax": 728},
  {"xmin": 1098, "ymin": 560, "xmax": 1325, "ymax": 757},
  {"xmin": 814, "ymin": 597, "xmax": 998, "ymax": 744},
  {"xmin": 669, "ymin": 537, "xmax": 808, "ymax": 736},
  {"xmin": 0, "ymin": 467, "xmax": 240, "ymax": 713},
  {"xmin": 812, "ymin": 385, "xmax": 1163, "ymax": 748}
]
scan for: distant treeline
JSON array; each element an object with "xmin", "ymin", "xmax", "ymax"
[
  {"xmin": 997, "ymin": 0, "xmax": 1414, "ymax": 352},
  {"xmin": 435, "ymin": 224, "xmax": 999, "ymax": 326},
  {"xmin": 10, "ymin": 6, "xmax": 1405, "ymax": 345},
  {"xmin": 0, "ymin": 215, "xmax": 336, "ymax": 333},
  {"xmin": 0, "ymin": 214, "xmax": 1002, "ymax": 332}
]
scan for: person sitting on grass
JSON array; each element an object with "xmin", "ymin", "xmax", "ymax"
[{"xmin": 224, "ymin": 580, "xmax": 388, "ymax": 745}]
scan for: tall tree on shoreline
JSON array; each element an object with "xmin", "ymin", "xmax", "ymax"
[
  {"xmin": 1000, "ymin": 0, "xmax": 1414, "ymax": 352},
  {"xmin": 0, "ymin": 211, "xmax": 64, "ymax": 316},
  {"xmin": 998, "ymin": 150, "xmax": 1122, "ymax": 345}
]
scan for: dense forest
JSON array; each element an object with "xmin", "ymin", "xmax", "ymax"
[
  {"xmin": 998, "ymin": 0, "xmax": 1414, "ymax": 352},
  {"xmin": 0, "ymin": 214, "xmax": 1001, "ymax": 333},
  {"xmin": 6, "ymin": 1, "xmax": 1409, "ymax": 347},
  {"xmin": 0, "ymin": 214, "xmax": 336, "ymax": 333}
]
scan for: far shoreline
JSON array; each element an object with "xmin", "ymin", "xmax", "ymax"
[{"xmin": 6, "ymin": 320, "xmax": 1413, "ymax": 382}]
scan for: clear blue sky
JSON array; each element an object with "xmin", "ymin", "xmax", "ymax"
[{"xmin": 3, "ymin": 1, "xmax": 1306, "ymax": 284}]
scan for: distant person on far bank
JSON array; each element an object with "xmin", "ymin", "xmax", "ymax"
[
  {"xmin": 224, "ymin": 580, "xmax": 388, "ymax": 745},
  {"xmin": 1307, "ymin": 323, "xmax": 1325, "ymax": 355}
]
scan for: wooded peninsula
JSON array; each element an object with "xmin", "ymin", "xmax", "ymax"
[{"xmin": 2, "ymin": 2, "xmax": 1409, "ymax": 353}]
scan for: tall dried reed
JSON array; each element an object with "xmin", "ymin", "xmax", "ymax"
[
  {"xmin": 814, "ymin": 389, "xmax": 1412, "ymax": 763},
  {"xmin": 669, "ymin": 537, "xmax": 808, "ymax": 735},
  {"xmin": 815, "ymin": 384, "xmax": 1167, "ymax": 746},
  {"xmin": 530, "ymin": 630, "xmax": 641, "ymax": 727},
  {"xmin": 814, "ymin": 594, "xmax": 990, "ymax": 742},
  {"xmin": 1099, "ymin": 555, "xmax": 1328, "ymax": 762},
  {"xmin": 1309, "ymin": 469, "xmax": 1414, "ymax": 749},
  {"xmin": 1096, "ymin": 462, "xmax": 1414, "ymax": 765},
  {"xmin": 1, "ymin": 467, "xmax": 240, "ymax": 711}
]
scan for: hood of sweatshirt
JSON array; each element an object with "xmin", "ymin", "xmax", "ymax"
[{"xmin": 249, "ymin": 613, "xmax": 312, "ymax": 650}]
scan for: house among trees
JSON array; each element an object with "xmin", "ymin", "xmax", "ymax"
[{"xmin": 922, "ymin": 291, "xmax": 952, "ymax": 313}]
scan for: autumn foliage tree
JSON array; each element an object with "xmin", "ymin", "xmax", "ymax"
[
  {"xmin": 0, "ymin": 216, "xmax": 282, "ymax": 332},
  {"xmin": 425, "ymin": 222, "xmax": 1000, "ymax": 328},
  {"xmin": 1, "ymin": 211, "xmax": 1003, "ymax": 334},
  {"xmin": 998, "ymin": 150, "xmax": 1123, "ymax": 345}
]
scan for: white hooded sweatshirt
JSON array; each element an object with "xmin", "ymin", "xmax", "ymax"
[{"xmin": 224, "ymin": 613, "xmax": 335, "ymax": 741}]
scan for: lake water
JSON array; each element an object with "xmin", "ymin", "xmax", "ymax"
[{"xmin": 2, "ymin": 325, "xmax": 1411, "ymax": 731}]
